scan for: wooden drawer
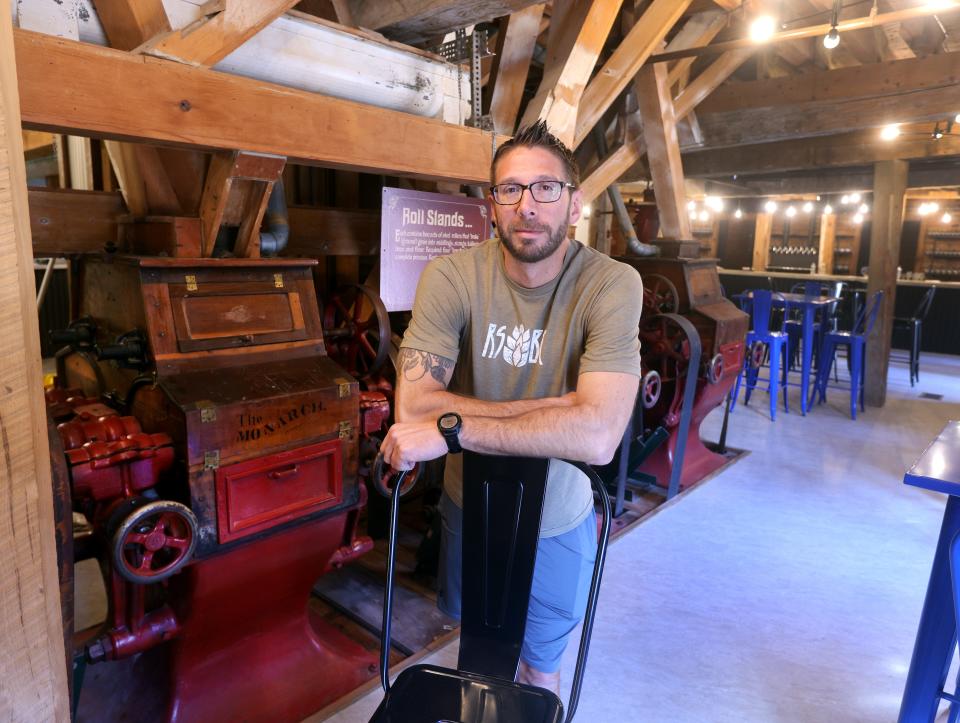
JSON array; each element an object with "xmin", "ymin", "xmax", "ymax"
[{"xmin": 215, "ymin": 439, "xmax": 342, "ymax": 543}]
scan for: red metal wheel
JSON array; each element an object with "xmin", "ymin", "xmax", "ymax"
[
  {"xmin": 642, "ymin": 274, "xmax": 680, "ymax": 316},
  {"xmin": 707, "ymin": 353, "xmax": 725, "ymax": 384},
  {"xmin": 322, "ymin": 284, "xmax": 392, "ymax": 379},
  {"xmin": 750, "ymin": 341, "xmax": 766, "ymax": 369},
  {"xmin": 641, "ymin": 370, "xmax": 661, "ymax": 409},
  {"xmin": 112, "ymin": 500, "xmax": 198, "ymax": 584},
  {"xmin": 639, "ymin": 314, "xmax": 693, "ymax": 427}
]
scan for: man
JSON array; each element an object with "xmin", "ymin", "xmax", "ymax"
[{"xmin": 379, "ymin": 120, "xmax": 642, "ymax": 694}]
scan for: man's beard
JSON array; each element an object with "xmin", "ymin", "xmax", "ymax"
[{"xmin": 497, "ymin": 213, "xmax": 570, "ymax": 264}]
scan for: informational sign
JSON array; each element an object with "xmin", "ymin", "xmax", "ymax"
[{"xmin": 380, "ymin": 187, "xmax": 491, "ymax": 311}]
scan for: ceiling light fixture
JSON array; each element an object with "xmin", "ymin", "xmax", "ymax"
[
  {"xmin": 859, "ymin": 204, "xmax": 869, "ymax": 214},
  {"xmin": 699, "ymin": 210, "xmax": 710, "ymax": 222},
  {"xmin": 933, "ymin": 123, "xmax": 944, "ymax": 140},
  {"xmin": 803, "ymin": 202, "xmax": 814, "ymax": 213},
  {"xmin": 749, "ymin": 15, "xmax": 777, "ymax": 43},
  {"xmin": 786, "ymin": 206, "xmax": 797, "ymax": 218},
  {"xmin": 851, "ymin": 193, "xmax": 862, "ymax": 203},
  {"xmin": 823, "ymin": 204, "xmax": 834, "ymax": 215},
  {"xmin": 943, "ymin": 212, "xmax": 953, "ymax": 224},
  {"xmin": 881, "ymin": 124, "xmax": 901, "ymax": 141},
  {"xmin": 764, "ymin": 200, "xmax": 777, "ymax": 213},
  {"xmin": 734, "ymin": 208, "xmax": 743, "ymax": 219},
  {"xmin": 841, "ymin": 195, "xmax": 850, "ymax": 205},
  {"xmin": 687, "ymin": 200, "xmax": 696, "ymax": 211},
  {"xmin": 853, "ymin": 213, "xmax": 864, "ymax": 224},
  {"xmin": 824, "ymin": 0, "xmax": 841, "ymax": 48}
]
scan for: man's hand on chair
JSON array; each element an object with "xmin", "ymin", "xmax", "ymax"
[{"xmin": 380, "ymin": 421, "xmax": 448, "ymax": 471}]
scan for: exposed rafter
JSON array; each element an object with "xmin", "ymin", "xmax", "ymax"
[{"xmin": 485, "ymin": 4, "xmax": 546, "ymax": 135}]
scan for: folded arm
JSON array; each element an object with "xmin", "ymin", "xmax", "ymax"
[{"xmin": 381, "ymin": 347, "xmax": 638, "ymax": 470}]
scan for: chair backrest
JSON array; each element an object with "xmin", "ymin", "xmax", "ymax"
[
  {"xmin": 459, "ymin": 452, "xmax": 550, "ymax": 679},
  {"xmin": 912, "ymin": 285, "xmax": 936, "ymax": 321},
  {"xmin": 790, "ymin": 281, "xmax": 824, "ymax": 297},
  {"xmin": 749, "ymin": 289, "xmax": 783, "ymax": 335},
  {"xmin": 854, "ymin": 290, "xmax": 885, "ymax": 336}
]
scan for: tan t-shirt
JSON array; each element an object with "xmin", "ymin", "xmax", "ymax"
[{"xmin": 401, "ymin": 238, "xmax": 643, "ymax": 537}]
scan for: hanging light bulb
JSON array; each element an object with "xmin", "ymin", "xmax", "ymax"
[
  {"xmin": 918, "ymin": 203, "xmax": 930, "ymax": 216},
  {"xmin": 858, "ymin": 204, "xmax": 869, "ymax": 214},
  {"xmin": 823, "ymin": 27, "xmax": 840, "ymax": 49},
  {"xmin": 853, "ymin": 213, "xmax": 864, "ymax": 224},
  {"xmin": 687, "ymin": 200, "xmax": 696, "ymax": 211},
  {"xmin": 699, "ymin": 210, "xmax": 710, "ymax": 222},
  {"xmin": 880, "ymin": 124, "xmax": 901, "ymax": 141},
  {"xmin": 851, "ymin": 193, "xmax": 862, "ymax": 203},
  {"xmin": 823, "ymin": 204, "xmax": 834, "ymax": 215},
  {"xmin": 803, "ymin": 202, "xmax": 814, "ymax": 213},
  {"xmin": 582, "ymin": 203, "xmax": 592, "ymax": 219},
  {"xmin": 764, "ymin": 200, "xmax": 777, "ymax": 213},
  {"xmin": 734, "ymin": 207, "xmax": 743, "ymax": 219},
  {"xmin": 749, "ymin": 15, "xmax": 777, "ymax": 43},
  {"xmin": 786, "ymin": 206, "xmax": 797, "ymax": 218},
  {"xmin": 943, "ymin": 212, "xmax": 953, "ymax": 224},
  {"xmin": 688, "ymin": 206, "xmax": 698, "ymax": 219},
  {"xmin": 841, "ymin": 195, "xmax": 850, "ymax": 205},
  {"xmin": 929, "ymin": 202, "xmax": 940, "ymax": 213}
]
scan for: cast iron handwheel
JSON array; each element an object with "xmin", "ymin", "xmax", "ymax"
[
  {"xmin": 322, "ymin": 284, "xmax": 392, "ymax": 378},
  {"xmin": 642, "ymin": 274, "xmax": 680, "ymax": 316},
  {"xmin": 112, "ymin": 500, "xmax": 198, "ymax": 584},
  {"xmin": 750, "ymin": 341, "xmax": 766, "ymax": 369},
  {"xmin": 707, "ymin": 353, "xmax": 725, "ymax": 384},
  {"xmin": 639, "ymin": 313, "xmax": 694, "ymax": 428},
  {"xmin": 371, "ymin": 453, "xmax": 422, "ymax": 498},
  {"xmin": 640, "ymin": 370, "xmax": 661, "ymax": 409}
]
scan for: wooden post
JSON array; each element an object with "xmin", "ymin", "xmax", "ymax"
[
  {"xmin": 818, "ymin": 212, "xmax": 836, "ymax": 274},
  {"xmin": 753, "ymin": 212, "xmax": 773, "ymax": 271},
  {"xmin": 0, "ymin": 1, "xmax": 70, "ymax": 717},
  {"xmin": 865, "ymin": 159, "xmax": 908, "ymax": 407},
  {"xmin": 635, "ymin": 63, "xmax": 690, "ymax": 239}
]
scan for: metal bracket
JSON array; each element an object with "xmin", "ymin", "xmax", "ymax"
[
  {"xmin": 204, "ymin": 450, "xmax": 220, "ymax": 470},
  {"xmin": 335, "ymin": 378, "xmax": 352, "ymax": 399},
  {"xmin": 185, "ymin": 274, "xmax": 198, "ymax": 291},
  {"xmin": 273, "ymin": 273, "xmax": 284, "ymax": 288},
  {"xmin": 338, "ymin": 421, "xmax": 353, "ymax": 440}
]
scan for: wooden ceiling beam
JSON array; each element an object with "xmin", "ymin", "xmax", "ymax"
[
  {"xmin": 698, "ymin": 81, "xmax": 960, "ymax": 148},
  {"xmin": 347, "ymin": 0, "xmax": 543, "ymax": 45},
  {"xmin": 486, "ymin": 4, "xmax": 546, "ymax": 135},
  {"xmin": 875, "ymin": 22, "xmax": 917, "ymax": 61},
  {"xmin": 699, "ymin": 51, "xmax": 960, "ymax": 114},
  {"xmin": 520, "ymin": 0, "xmax": 622, "ymax": 146},
  {"xmin": 90, "ymin": 0, "xmax": 170, "ymax": 51},
  {"xmin": 139, "ymin": 0, "xmax": 301, "ymax": 67},
  {"xmin": 14, "ymin": 30, "xmax": 503, "ymax": 184},
  {"xmin": 665, "ymin": 11, "xmax": 728, "ymax": 90},
  {"xmin": 683, "ymin": 126, "xmax": 960, "ymax": 177},
  {"xmin": 572, "ymin": 0, "xmax": 693, "ymax": 148}
]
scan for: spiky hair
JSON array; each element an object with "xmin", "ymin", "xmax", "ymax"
[{"xmin": 491, "ymin": 120, "xmax": 580, "ymax": 187}]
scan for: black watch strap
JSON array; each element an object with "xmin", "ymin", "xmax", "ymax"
[{"xmin": 437, "ymin": 412, "xmax": 462, "ymax": 454}]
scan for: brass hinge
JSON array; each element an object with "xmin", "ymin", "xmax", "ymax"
[
  {"xmin": 204, "ymin": 450, "xmax": 220, "ymax": 470},
  {"xmin": 197, "ymin": 401, "xmax": 217, "ymax": 423},
  {"xmin": 274, "ymin": 273, "xmax": 284, "ymax": 288},
  {"xmin": 335, "ymin": 377, "xmax": 352, "ymax": 399},
  {"xmin": 338, "ymin": 421, "xmax": 352, "ymax": 440},
  {"xmin": 185, "ymin": 274, "xmax": 198, "ymax": 291}
]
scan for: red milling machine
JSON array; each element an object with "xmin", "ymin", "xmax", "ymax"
[
  {"xmin": 49, "ymin": 253, "xmax": 391, "ymax": 722},
  {"xmin": 616, "ymin": 240, "xmax": 749, "ymax": 498}
]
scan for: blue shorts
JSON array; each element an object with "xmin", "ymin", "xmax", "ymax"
[{"xmin": 437, "ymin": 491, "xmax": 597, "ymax": 674}]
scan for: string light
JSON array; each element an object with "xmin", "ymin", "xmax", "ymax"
[
  {"xmin": 749, "ymin": 15, "xmax": 777, "ymax": 43},
  {"xmin": 764, "ymin": 200, "xmax": 777, "ymax": 213},
  {"xmin": 734, "ymin": 208, "xmax": 743, "ymax": 219},
  {"xmin": 699, "ymin": 210, "xmax": 710, "ymax": 222},
  {"xmin": 880, "ymin": 124, "xmax": 901, "ymax": 141},
  {"xmin": 803, "ymin": 202, "xmax": 814, "ymax": 213},
  {"xmin": 823, "ymin": 0, "xmax": 841, "ymax": 49},
  {"xmin": 851, "ymin": 193, "xmax": 862, "ymax": 203},
  {"xmin": 943, "ymin": 212, "xmax": 953, "ymax": 224},
  {"xmin": 786, "ymin": 206, "xmax": 797, "ymax": 218},
  {"xmin": 841, "ymin": 195, "xmax": 850, "ymax": 205},
  {"xmin": 858, "ymin": 204, "xmax": 869, "ymax": 214},
  {"xmin": 853, "ymin": 213, "xmax": 864, "ymax": 224},
  {"xmin": 823, "ymin": 204, "xmax": 834, "ymax": 215},
  {"xmin": 687, "ymin": 200, "xmax": 696, "ymax": 211},
  {"xmin": 582, "ymin": 203, "xmax": 592, "ymax": 219}
]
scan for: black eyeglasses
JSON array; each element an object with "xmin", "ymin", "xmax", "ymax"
[{"xmin": 490, "ymin": 180, "xmax": 576, "ymax": 205}]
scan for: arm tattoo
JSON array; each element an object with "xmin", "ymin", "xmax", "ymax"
[{"xmin": 399, "ymin": 348, "xmax": 454, "ymax": 386}]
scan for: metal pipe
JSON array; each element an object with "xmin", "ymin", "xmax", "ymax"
[
  {"xmin": 259, "ymin": 180, "xmax": 290, "ymax": 256},
  {"xmin": 36, "ymin": 257, "xmax": 56, "ymax": 310},
  {"xmin": 591, "ymin": 127, "xmax": 657, "ymax": 257}
]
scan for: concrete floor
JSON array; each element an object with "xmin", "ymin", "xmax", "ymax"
[{"xmin": 322, "ymin": 353, "xmax": 960, "ymax": 723}]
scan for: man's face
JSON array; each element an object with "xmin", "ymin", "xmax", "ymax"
[{"xmin": 490, "ymin": 146, "xmax": 582, "ymax": 264}]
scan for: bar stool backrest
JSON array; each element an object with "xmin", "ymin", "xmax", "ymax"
[
  {"xmin": 749, "ymin": 289, "xmax": 784, "ymax": 335},
  {"xmin": 854, "ymin": 290, "xmax": 885, "ymax": 336},
  {"xmin": 459, "ymin": 454, "xmax": 550, "ymax": 678},
  {"xmin": 912, "ymin": 286, "xmax": 937, "ymax": 321},
  {"xmin": 790, "ymin": 281, "xmax": 825, "ymax": 297}
]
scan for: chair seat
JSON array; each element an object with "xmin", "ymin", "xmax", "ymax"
[
  {"xmin": 369, "ymin": 664, "xmax": 563, "ymax": 723},
  {"xmin": 748, "ymin": 330, "xmax": 788, "ymax": 341}
]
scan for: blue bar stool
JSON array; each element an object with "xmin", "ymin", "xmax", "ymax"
[
  {"xmin": 731, "ymin": 289, "xmax": 789, "ymax": 421},
  {"xmin": 898, "ymin": 422, "xmax": 960, "ymax": 722},
  {"xmin": 813, "ymin": 289, "xmax": 884, "ymax": 420}
]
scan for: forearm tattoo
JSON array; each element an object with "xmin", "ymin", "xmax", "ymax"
[{"xmin": 399, "ymin": 348, "xmax": 454, "ymax": 386}]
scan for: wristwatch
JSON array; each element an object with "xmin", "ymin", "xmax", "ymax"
[{"xmin": 437, "ymin": 412, "xmax": 463, "ymax": 454}]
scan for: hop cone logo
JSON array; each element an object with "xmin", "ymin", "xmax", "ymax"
[{"xmin": 503, "ymin": 325, "xmax": 531, "ymax": 367}]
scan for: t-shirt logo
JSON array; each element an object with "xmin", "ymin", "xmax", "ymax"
[{"xmin": 481, "ymin": 323, "xmax": 545, "ymax": 367}]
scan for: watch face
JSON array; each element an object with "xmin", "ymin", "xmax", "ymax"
[{"xmin": 439, "ymin": 414, "xmax": 459, "ymax": 431}]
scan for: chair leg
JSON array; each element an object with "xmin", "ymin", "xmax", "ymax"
[
  {"xmin": 912, "ymin": 321, "xmax": 920, "ymax": 386},
  {"xmin": 768, "ymin": 341, "xmax": 779, "ymax": 421},
  {"xmin": 781, "ymin": 341, "xmax": 789, "ymax": 413},
  {"xmin": 744, "ymin": 356, "xmax": 759, "ymax": 406},
  {"xmin": 850, "ymin": 341, "xmax": 863, "ymax": 420}
]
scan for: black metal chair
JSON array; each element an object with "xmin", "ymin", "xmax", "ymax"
[
  {"xmin": 369, "ymin": 451, "xmax": 611, "ymax": 723},
  {"xmin": 892, "ymin": 286, "xmax": 936, "ymax": 387}
]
